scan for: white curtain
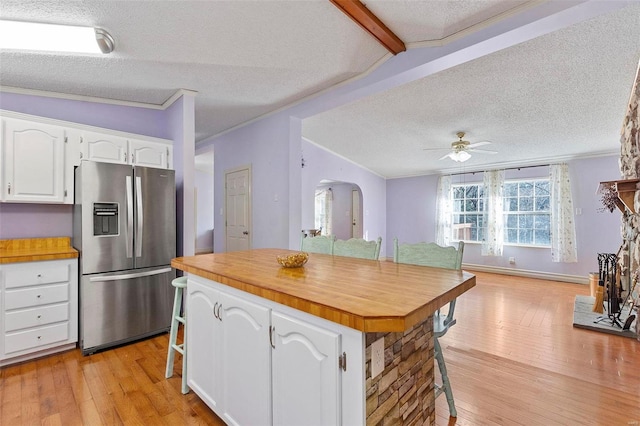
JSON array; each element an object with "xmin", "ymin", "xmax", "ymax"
[
  {"xmin": 435, "ymin": 175, "xmax": 453, "ymax": 246},
  {"xmin": 314, "ymin": 188, "xmax": 333, "ymax": 235},
  {"xmin": 482, "ymin": 169, "xmax": 505, "ymax": 256},
  {"xmin": 550, "ymin": 163, "xmax": 577, "ymax": 262}
]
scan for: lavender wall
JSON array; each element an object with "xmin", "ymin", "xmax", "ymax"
[
  {"xmin": 0, "ymin": 204, "xmax": 72, "ymax": 238},
  {"xmin": 195, "ymin": 169, "xmax": 214, "ymax": 253},
  {"xmin": 301, "ymin": 139, "xmax": 386, "ymax": 255},
  {"xmin": 205, "ymin": 112, "xmax": 292, "ymax": 253},
  {"xmin": 0, "ymin": 91, "xmax": 178, "ymax": 241},
  {"xmin": 200, "ymin": 124, "xmax": 387, "ymax": 254},
  {"xmin": 0, "ymin": 91, "xmax": 171, "ymax": 139},
  {"xmin": 386, "ymin": 174, "xmax": 440, "ymax": 252},
  {"xmin": 386, "ymin": 156, "xmax": 621, "ymax": 278}
]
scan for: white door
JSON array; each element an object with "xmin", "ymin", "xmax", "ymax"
[
  {"xmin": 186, "ymin": 280, "xmax": 222, "ymax": 411},
  {"xmin": 225, "ymin": 167, "xmax": 251, "ymax": 252},
  {"xmin": 271, "ymin": 311, "xmax": 341, "ymax": 426},
  {"xmin": 2, "ymin": 118, "xmax": 65, "ymax": 203},
  {"xmin": 351, "ymin": 189, "xmax": 362, "ymax": 238},
  {"xmin": 220, "ymin": 292, "xmax": 271, "ymax": 426}
]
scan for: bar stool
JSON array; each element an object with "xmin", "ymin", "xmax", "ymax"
[{"xmin": 165, "ymin": 276, "xmax": 189, "ymax": 394}]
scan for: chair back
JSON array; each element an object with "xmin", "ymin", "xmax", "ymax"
[
  {"xmin": 393, "ymin": 239, "xmax": 464, "ymax": 270},
  {"xmin": 300, "ymin": 234, "xmax": 335, "ymax": 255},
  {"xmin": 393, "ymin": 238, "xmax": 464, "ymax": 337},
  {"xmin": 334, "ymin": 237, "xmax": 382, "ymax": 260}
]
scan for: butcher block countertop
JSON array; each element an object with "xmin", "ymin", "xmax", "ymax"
[
  {"xmin": 172, "ymin": 248, "xmax": 476, "ymax": 333},
  {"xmin": 0, "ymin": 237, "xmax": 79, "ymax": 264}
]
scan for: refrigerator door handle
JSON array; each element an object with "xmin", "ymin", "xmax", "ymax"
[
  {"xmin": 135, "ymin": 176, "xmax": 143, "ymax": 258},
  {"xmin": 126, "ymin": 175, "xmax": 134, "ymax": 258},
  {"xmin": 88, "ymin": 267, "xmax": 172, "ymax": 282}
]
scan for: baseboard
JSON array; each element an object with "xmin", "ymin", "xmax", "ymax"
[
  {"xmin": 196, "ymin": 248, "xmax": 213, "ymax": 254},
  {"xmin": 462, "ymin": 263, "xmax": 588, "ymax": 284}
]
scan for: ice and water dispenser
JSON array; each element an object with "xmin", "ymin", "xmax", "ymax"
[{"xmin": 93, "ymin": 203, "xmax": 119, "ymax": 236}]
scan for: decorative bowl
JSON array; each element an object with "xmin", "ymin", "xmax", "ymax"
[{"xmin": 276, "ymin": 252, "xmax": 309, "ymax": 268}]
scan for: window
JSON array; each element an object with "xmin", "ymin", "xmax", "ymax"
[
  {"xmin": 452, "ymin": 184, "xmax": 485, "ymax": 242},
  {"xmin": 451, "ymin": 179, "xmax": 550, "ymax": 246},
  {"xmin": 503, "ymin": 180, "xmax": 550, "ymax": 246}
]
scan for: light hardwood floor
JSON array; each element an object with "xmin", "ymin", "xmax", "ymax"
[{"xmin": 1, "ymin": 271, "xmax": 638, "ymax": 425}]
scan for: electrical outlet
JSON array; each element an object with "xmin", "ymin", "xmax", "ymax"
[
  {"xmin": 509, "ymin": 257, "xmax": 516, "ymax": 264},
  {"xmin": 371, "ymin": 337, "xmax": 384, "ymax": 378}
]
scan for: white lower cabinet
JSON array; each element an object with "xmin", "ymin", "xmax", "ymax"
[
  {"xmin": 271, "ymin": 311, "xmax": 340, "ymax": 425},
  {"xmin": 186, "ymin": 281, "xmax": 221, "ymax": 411},
  {"xmin": 187, "ymin": 276, "xmax": 364, "ymax": 425},
  {"xmin": 187, "ymin": 281, "xmax": 271, "ymax": 425},
  {"xmin": 0, "ymin": 259, "xmax": 78, "ymax": 366}
]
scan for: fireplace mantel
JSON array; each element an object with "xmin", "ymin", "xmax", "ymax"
[{"xmin": 598, "ymin": 179, "xmax": 640, "ymax": 214}]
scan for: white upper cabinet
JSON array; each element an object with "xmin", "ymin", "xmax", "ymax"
[
  {"xmin": 1, "ymin": 118, "xmax": 66, "ymax": 203},
  {"xmin": 0, "ymin": 110, "xmax": 174, "ymax": 204},
  {"xmin": 80, "ymin": 131, "xmax": 128, "ymax": 165},
  {"xmin": 79, "ymin": 132, "xmax": 172, "ymax": 169},
  {"xmin": 129, "ymin": 138, "xmax": 172, "ymax": 169}
]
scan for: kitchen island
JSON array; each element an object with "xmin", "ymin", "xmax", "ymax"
[{"xmin": 172, "ymin": 248, "xmax": 475, "ymax": 425}]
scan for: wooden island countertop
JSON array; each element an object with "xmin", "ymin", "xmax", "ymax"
[
  {"xmin": 0, "ymin": 237, "xmax": 79, "ymax": 264},
  {"xmin": 172, "ymin": 248, "xmax": 475, "ymax": 333}
]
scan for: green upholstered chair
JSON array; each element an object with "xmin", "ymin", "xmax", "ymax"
[
  {"xmin": 300, "ymin": 234, "xmax": 335, "ymax": 255},
  {"xmin": 333, "ymin": 237, "xmax": 382, "ymax": 260},
  {"xmin": 393, "ymin": 238, "xmax": 465, "ymax": 418}
]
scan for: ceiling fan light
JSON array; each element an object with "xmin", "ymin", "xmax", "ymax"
[{"xmin": 450, "ymin": 151, "xmax": 471, "ymax": 162}]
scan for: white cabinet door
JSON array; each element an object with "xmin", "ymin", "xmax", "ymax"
[
  {"xmin": 186, "ymin": 280, "xmax": 222, "ymax": 411},
  {"xmin": 80, "ymin": 131, "xmax": 128, "ymax": 165},
  {"xmin": 129, "ymin": 138, "xmax": 171, "ymax": 169},
  {"xmin": 220, "ymin": 292, "xmax": 271, "ymax": 426},
  {"xmin": 271, "ymin": 311, "xmax": 341, "ymax": 426},
  {"xmin": 2, "ymin": 118, "xmax": 65, "ymax": 203}
]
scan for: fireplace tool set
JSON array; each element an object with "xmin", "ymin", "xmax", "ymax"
[{"xmin": 593, "ymin": 252, "xmax": 636, "ymax": 330}]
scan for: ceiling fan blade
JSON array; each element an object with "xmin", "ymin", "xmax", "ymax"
[
  {"xmin": 468, "ymin": 148, "xmax": 497, "ymax": 154},
  {"xmin": 423, "ymin": 147, "xmax": 450, "ymax": 151},
  {"xmin": 467, "ymin": 141, "xmax": 491, "ymax": 148},
  {"xmin": 438, "ymin": 152, "xmax": 453, "ymax": 161}
]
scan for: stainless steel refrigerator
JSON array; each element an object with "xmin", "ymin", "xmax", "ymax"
[{"xmin": 73, "ymin": 161, "xmax": 176, "ymax": 355}]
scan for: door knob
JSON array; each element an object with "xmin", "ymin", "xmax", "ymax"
[{"xmin": 243, "ymin": 231, "xmax": 249, "ymax": 235}]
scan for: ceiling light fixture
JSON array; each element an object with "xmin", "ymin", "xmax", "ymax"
[
  {"xmin": 0, "ymin": 20, "xmax": 114, "ymax": 54},
  {"xmin": 449, "ymin": 150, "xmax": 471, "ymax": 162}
]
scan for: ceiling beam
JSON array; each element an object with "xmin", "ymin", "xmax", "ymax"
[{"xmin": 329, "ymin": 0, "xmax": 406, "ymax": 55}]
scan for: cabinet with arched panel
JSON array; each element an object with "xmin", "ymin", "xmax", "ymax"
[{"xmin": 186, "ymin": 275, "xmax": 359, "ymax": 425}]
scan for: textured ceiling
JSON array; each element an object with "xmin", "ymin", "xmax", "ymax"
[
  {"xmin": 303, "ymin": 2, "xmax": 640, "ymax": 177},
  {"xmin": 1, "ymin": 1, "xmax": 639, "ymax": 178},
  {"xmin": 0, "ymin": 0, "xmax": 386, "ymax": 141}
]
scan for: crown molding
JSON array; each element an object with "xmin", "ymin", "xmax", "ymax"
[{"xmin": 0, "ymin": 86, "xmax": 197, "ymax": 110}]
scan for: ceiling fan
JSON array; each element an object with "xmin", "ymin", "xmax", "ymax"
[{"xmin": 425, "ymin": 132, "xmax": 497, "ymax": 162}]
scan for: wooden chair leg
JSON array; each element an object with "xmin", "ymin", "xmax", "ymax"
[
  {"xmin": 181, "ymin": 319, "xmax": 189, "ymax": 394},
  {"xmin": 165, "ymin": 287, "xmax": 182, "ymax": 378},
  {"xmin": 435, "ymin": 337, "xmax": 457, "ymax": 418}
]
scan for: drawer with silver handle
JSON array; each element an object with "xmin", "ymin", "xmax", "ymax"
[
  {"xmin": 4, "ymin": 283, "xmax": 69, "ymax": 310},
  {"xmin": 4, "ymin": 303, "xmax": 69, "ymax": 332},
  {"xmin": 4, "ymin": 262, "xmax": 70, "ymax": 289},
  {"xmin": 4, "ymin": 322, "xmax": 69, "ymax": 355}
]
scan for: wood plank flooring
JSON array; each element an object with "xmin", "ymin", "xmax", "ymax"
[
  {"xmin": 434, "ymin": 271, "xmax": 640, "ymax": 426},
  {"xmin": 1, "ymin": 271, "xmax": 638, "ymax": 425}
]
